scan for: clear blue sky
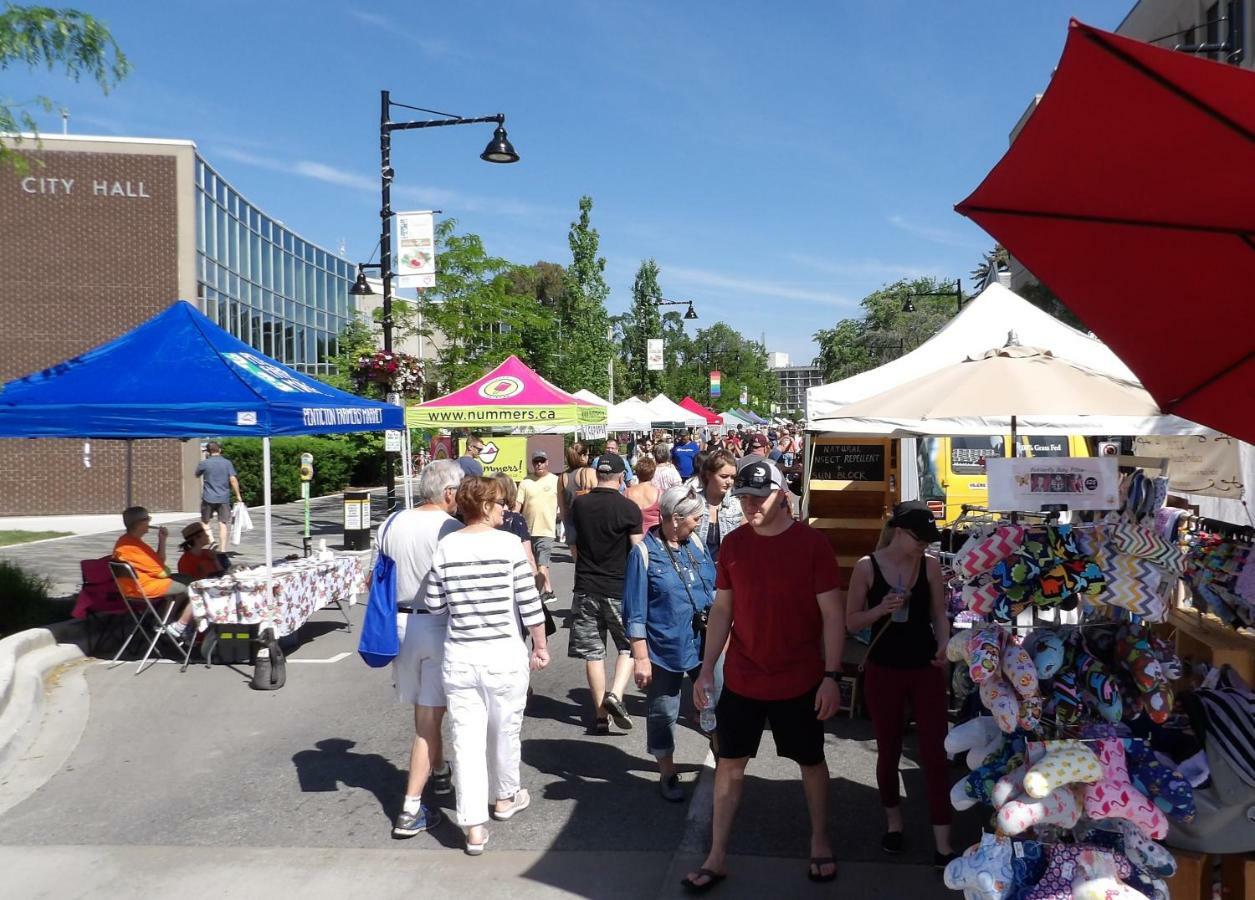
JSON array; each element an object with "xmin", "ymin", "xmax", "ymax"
[{"xmin": 10, "ymin": 1, "xmax": 1126, "ymax": 365}]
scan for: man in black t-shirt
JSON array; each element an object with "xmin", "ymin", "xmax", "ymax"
[{"xmin": 568, "ymin": 453, "xmax": 644, "ymax": 734}]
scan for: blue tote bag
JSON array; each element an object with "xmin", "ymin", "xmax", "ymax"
[{"xmin": 358, "ymin": 513, "xmax": 401, "ymax": 667}]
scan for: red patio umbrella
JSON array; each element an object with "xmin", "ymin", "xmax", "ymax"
[{"xmin": 956, "ymin": 20, "xmax": 1255, "ymax": 443}]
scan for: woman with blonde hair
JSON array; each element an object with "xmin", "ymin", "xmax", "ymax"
[
  {"xmin": 559, "ymin": 442, "xmax": 597, "ymax": 547},
  {"xmin": 425, "ymin": 476, "xmax": 550, "ymax": 855},
  {"xmin": 625, "ymin": 455, "xmax": 661, "ymax": 532}
]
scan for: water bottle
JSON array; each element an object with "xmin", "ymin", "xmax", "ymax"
[{"xmin": 699, "ymin": 694, "xmax": 717, "ymax": 732}]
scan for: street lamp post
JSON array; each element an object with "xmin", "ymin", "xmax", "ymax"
[
  {"xmin": 901, "ymin": 277, "xmax": 963, "ymax": 315},
  {"xmin": 360, "ymin": 91, "xmax": 517, "ymax": 514}
]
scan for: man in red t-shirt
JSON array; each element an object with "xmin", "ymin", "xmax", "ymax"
[{"xmin": 686, "ymin": 460, "xmax": 845, "ymax": 891}]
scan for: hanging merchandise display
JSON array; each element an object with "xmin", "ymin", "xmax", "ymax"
[{"xmin": 940, "ymin": 460, "xmax": 1255, "ymax": 899}]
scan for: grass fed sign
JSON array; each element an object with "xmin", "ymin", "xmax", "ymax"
[{"xmin": 20, "ymin": 176, "xmax": 151, "ymax": 197}]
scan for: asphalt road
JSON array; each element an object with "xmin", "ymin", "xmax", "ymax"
[{"xmin": 0, "ymin": 499, "xmax": 979, "ymax": 897}]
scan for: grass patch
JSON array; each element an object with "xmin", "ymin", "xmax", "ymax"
[
  {"xmin": 0, "ymin": 530, "xmax": 73, "ymax": 547},
  {"xmin": 0, "ymin": 561, "xmax": 56, "ymax": 637}
]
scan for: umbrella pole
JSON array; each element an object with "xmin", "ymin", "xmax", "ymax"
[
  {"xmin": 1010, "ymin": 415, "xmax": 1018, "ymax": 456},
  {"xmin": 125, "ymin": 439, "xmax": 133, "ymax": 508},
  {"xmin": 262, "ymin": 436, "xmax": 274, "ymax": 620}
]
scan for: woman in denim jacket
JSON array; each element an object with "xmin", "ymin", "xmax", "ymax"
[
  {"xmin": 693, "ymin": 450, "xmax": 743, "ymax": 562},
  {"xmin": 624, "ymin": 485, "xmax": 721, "ymax": 802}
]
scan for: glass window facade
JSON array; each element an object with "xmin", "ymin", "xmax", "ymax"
[{"xmin": 194, "ymin": 156, "xmax": 353, "ymax": 375}]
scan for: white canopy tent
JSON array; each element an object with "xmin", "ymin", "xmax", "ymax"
[
  {"xmin": 572, "ymin": 388, "xmax": 609, "ymax": 406},
  {"xmin": 646, "ymin": 394, "xmax": 707, "ymax": 428},
  {"xmin": 806, "ymin": 283, "xmax": 1211, "ymax": 437},
  {"xmin": 604, "ymin": 396, "xmax": 655, "ymax": 433}
]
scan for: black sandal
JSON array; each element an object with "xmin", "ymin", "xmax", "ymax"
[
  {"xmin": 593, "ymin": 718, "xmax": 610, "ymax": 736},
  {"xmin": 680, "ymin": 868, "xmax": 726, "ymax": 894},
  {"xmin": 807, "ymin": 857, "xmax": 837, "ymax": 883}
]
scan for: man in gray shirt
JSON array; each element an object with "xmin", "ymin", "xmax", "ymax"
[{"xmin": 194, "ymin": 441, "xmax": 242, "ymax": 549}]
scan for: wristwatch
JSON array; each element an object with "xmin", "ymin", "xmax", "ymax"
[{"xmin": 823, "ymin": 670, "xmax": 841, "ymax": 681}]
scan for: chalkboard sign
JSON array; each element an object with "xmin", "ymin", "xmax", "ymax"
[{"xmin": 811, "ymin": 443, "xmax": 886, "ymax": 482}]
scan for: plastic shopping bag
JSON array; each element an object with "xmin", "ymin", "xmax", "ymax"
[{"xmin": 231, "ymin": 501, "xmax": 254, "ymax": 546}]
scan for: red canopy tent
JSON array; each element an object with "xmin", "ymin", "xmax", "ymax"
[
  {"xmin": 679, "ymin": 396, "xmax": 721, "ymax": 425},
  {"xmin": 957, "ymin": 20, "xmax": 1254, "ymax": 443}
]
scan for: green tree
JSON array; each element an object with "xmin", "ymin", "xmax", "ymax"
[
  {"xmin": 811, "ymin": 277, "xmax": 958, "ymax": 381},
  {"xmin": 505, "ymin": 260, "xmax": 564, "ymax": 381},
  {"xmin": 624, "ymin": 259, "xmax": 663, "ymax": 397},
  {"xmin": 321, "ymin": 315, "xmax": 377, "ymax": 395},
  {"xmin": 970, "ymin": 243, "xmax": 1010, "ymax": 288},
  {"xmin": 558, "ymin": 195, "xmax": 611, "ymax": 395},
  {"xmin": 970, "ymin": 243, "xmax": 1086, "ymax": 329},
  {"xmin": 0, "ymin": 4, "xmax": 130, "ymax": 173}
]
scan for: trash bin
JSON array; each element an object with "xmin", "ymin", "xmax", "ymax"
[{"xmin": 343, "ymin": 489, "xmax": 372, "ymax": 551}]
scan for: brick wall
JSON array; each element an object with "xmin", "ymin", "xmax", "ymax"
[{"xmin": 0, "ymin": 149, "xmax": 186, "ymax": 515}]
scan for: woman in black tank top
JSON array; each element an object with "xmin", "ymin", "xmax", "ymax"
[{"xmin": 844, "ymin": 502, "xmax": 955, "ymax": 869}]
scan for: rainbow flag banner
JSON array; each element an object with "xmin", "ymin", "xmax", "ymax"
[{"xmin": 710, "ymin": 371, "xmax": 721, "ymax": 398}]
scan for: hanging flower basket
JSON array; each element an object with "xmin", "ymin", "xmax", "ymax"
[{"xmin": 354, "ymin": 350, "xmax": 424, "ymax": 397}]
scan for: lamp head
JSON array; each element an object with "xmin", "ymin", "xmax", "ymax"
[
  {"xmin": 684, "ymin": 302, "xmax": 698, "ymax": 320},
  {"xmin": 480, "ymin": 123, "xmax": 519, "ymax": 164},
  {"xmin": 349, "ymin": 268, "xmax": 374, "ymax": 296},
  {"xmin": 901, "ymin": 297, "xmax": 916, "ymax": 313}
]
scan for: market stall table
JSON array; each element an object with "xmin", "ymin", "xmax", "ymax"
[{"xmin": 188, "ymin": 554, "xmax": 366, "ymax": 641}]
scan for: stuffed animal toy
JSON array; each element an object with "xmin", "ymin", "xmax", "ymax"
[
  {"xmin": 1116, "ymin": 626, "xmax": 1173, "ymax": 724},
  {"xmin": 1006, "ymin": 840, "xmax": 1049, "ymax": 900},
  {"xmin": 1022, "ymin": 741, "xmax": 1104, "ymax": 798},
  {"xmin": 944, "ymin": 832, "xmax": 1015, "ymax": 900},
  {"xmin": 1021, "ymin": 844, "xmax": 1133, "ymax": 900},
  {"xmin": 996, "ymin": 782, "xmax": 1083, "ymax": 836},
  {"xmin": 1070, "ymin": 849, "xmax": 1146, "ymax": 900},
  {"xmin": 1084, "ymin": 738, "xmax": 1169, "ymax": 839},
  {"xmin": 948, "ymin": 629, "xmax": 974, "ymax": 662},
  {"xmin": 1024, "ymin": 630, "xmax": 1065, "ymax": 680},
  {"xmin": 981, "ymin": 674, "xmax": 1022, "ymax": 734},
  {"xmin": 951, "ymin": 734, "xmax": 1028, "ymax": 811},
  {"xmin": 968, "ymin": 627, "xmax": 1004, "ymax": 683},
  {"xmin": 1016, "ymin": 695, "xmax": 1043, "ymax": 732},
  {"xmin": 956, "ymin": 627, "xmax": 1042, "ymax": 732},
  {"xmin": 1076, "ymin": 648, "xmax": 1123, "ymax": 723},
  {"xmin": 1122, "ymin": 738, "xmax": 1195, "ymax": 823},
  {"xmin": 946, "ymin": 717, "xmax": 1005, "ymax": 770}
]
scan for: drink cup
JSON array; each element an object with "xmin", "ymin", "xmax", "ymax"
[{"xmin": 890, "ymin": 589, "xmax": 910, "ymax": 623}]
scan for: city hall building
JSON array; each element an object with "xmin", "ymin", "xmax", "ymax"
[{"xmin": 0, "ymin": 134, "xmax": 356, "ymax": 515}]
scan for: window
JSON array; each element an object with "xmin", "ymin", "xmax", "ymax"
[
  {"xmin": 1207, "ymin": 2, "xmax": 1222, "ymax": 59},
  {"xmin": 950, "ymin": 436, "xmax": 1007, "ymax": 474},
  {"xmin": 1023, "ymin": 436, "xmax": 1070, "ymax": 458}
]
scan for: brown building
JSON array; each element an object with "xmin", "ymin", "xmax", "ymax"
[{"xmin": 0, "ymin": 134, "xmax": 355, "ymax": 515}]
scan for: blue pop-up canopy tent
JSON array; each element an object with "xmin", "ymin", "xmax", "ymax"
[
  {"xmin": 0, "ymin": 300, "xmax": 403, "ymax": 438},
  {"xmin": 0, "ymin": 300, "xmax": 407, "ymax": 592}
]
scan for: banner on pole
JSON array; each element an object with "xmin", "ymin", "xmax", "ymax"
[
  {"xmin": 646, "ymin": 339, "xmax": 664, "ymax": 371},
  {"xmin": 710, "ymin": 370, "xmax": 721, "ymax": 398},
  {"xmin": 396, "ymin": 211, "xmax": 437, "ymax": 288},
  {"xmin": 739, "ymin": 386, "xmax": 748, "ymax": 405}
]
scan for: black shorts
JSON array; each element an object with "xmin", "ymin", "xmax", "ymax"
[
  {"xmin": 715, "ymin": 683, "xmax": 825, "ymax": 766},
  {"xmin": 201, "ymin": 500, "xmax": 232, "ymax": 524}
]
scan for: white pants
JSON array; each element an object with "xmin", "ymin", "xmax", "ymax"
[{"xmin": 442, "ymin": 642, "xmax": 530, "ymax": 828}]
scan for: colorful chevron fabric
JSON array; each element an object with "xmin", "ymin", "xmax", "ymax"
[
  {"xmin": 954, "ymin": 525, "xmax": 1027, "ymax": 577},
  {"xmin": 1109, "ymin": 523, "xmax": 1185, "ymax": 574},
  {"xmin": 1099, "ymin": 551, "xmax": 1167, "ymax": 621}
]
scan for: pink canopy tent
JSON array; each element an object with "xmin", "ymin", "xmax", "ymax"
[
  {"xmin": 679, "ymin": 396, "xmax": 721, "ymax": 425},
  {"xmin": 405, "ymin": 355, "xmax": 607, "ymax": 431}
]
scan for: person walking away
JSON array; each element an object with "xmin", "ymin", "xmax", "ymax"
[
  {"xmin": 779, "ymin": 429, "xmax": 797, "ymax": 468},
  {"xmin": 516, "ymin": 451, "xmax": 559, "ymax": 602},
  {"xmin": 425, "ymin": 476, "xmax": 549, "ymax": 855},
  {"xmin": 843, "ymin": 501, "xmax": 954, "ymax": 867},
  {"xmin": 457, "ymin": 435, "xmax": 485, "ymax": 478},
  {"xmin": 195, "ymin": 441, "xmax": 242, "ymax": 550},
  {"xmin": 672, "ymin": 431, "xmax": 700, "ymax": 482},
  {"xmin": 492, "ymin": 472, "xmax": 539, "ymax": 576},
  {"xmin": 735, "ymin": 433, "xmax": 771, "ymax": 471},
  {"xmin": 652, "ymin": 443, "xmax": 683, "ymax": 494},
  {"xmin": 558, "ymin": 442, "xmax": 596, "ymax": 548},
  {"xmin": 112, "ymin": 506, "xmax": 197, "ymax": 640},
  {"xmin": 694, "ymin": 451, "xmax": 743, "ymax": 563},
  {"xmin": 686, "ymin": 460, "xmax": 845, "ymax": 891},
  {"xmin": 624, "ymin": 485, "xmax": 718, "ymax": 802},
  {"xmin": 386, "ymin": 460, "xmax": 465, "ymax": 837},
  {"xmin": 592, "ymin": 437, "xmax": 637, "ymax": 492},
  {"xmin": 625, "ymin": 456, "xmax": 661, "ymax": 532},
  {"xmin": 568, "ymin": 453, "xmax": 643, "ymax": 734}
]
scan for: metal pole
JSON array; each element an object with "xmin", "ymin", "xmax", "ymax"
[
  {"xmin": 380, "ymin": 90, "xmax": 396, "ymax": 515},
  {"xmin": 955, "ymin": 277, "xmax": 963, "ymax": 315},
  {"xmin": 262, "ymin": 436, "xmax": 274, "ymax": 621},
  {"xmin": 607, "ymin": 324, "xmax": 615, "ymax": 404},
  {"xmin": 125, "ymin": 440, "xmax": 133, "ymax": 508}
]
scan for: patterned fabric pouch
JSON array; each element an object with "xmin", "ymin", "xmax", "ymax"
[
  {"xmin": 1032, "ymin": 525, "xmax": 1104, "ymax": 608},
  {"xmin": 954, "ymin": 524, "xmax": 1028, "ymax": 578},
  {"xmin": 1109, "ymin": 522, "xmax": 1185, "ymax": 575}
]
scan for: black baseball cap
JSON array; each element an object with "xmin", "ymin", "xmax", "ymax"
[
  {"xmin": 731, "ymin": 460, "xmax": 786, "ymax": 497},
  {"xmin": 596, "ymin": 453, "xmax": 626, "ymax": 475},
  {"xmin": 889, "ymin": 501, "xmax": 942, "ymax": 543}
]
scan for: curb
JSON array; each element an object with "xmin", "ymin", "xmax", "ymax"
[{"xmin": 0, "ymin": 620, "xmax": 86, "ymax": 776}]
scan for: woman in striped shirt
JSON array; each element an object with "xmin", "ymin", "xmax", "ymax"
[{"xmin": 425, "ymin": 476, "xmax": 550, "ymax": 855}]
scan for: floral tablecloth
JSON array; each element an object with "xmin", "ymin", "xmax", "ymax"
[{"xmin": 188, "ymin": 556, "xmax": 366, "ymax": 638}]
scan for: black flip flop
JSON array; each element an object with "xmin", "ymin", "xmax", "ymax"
[
  {"xmin": 680, "ymin": 868, "xmax": 726, "ymax": 894},
  {"xmin": 807, "ymin": 857, "xmax": 837, "ymax": 883},
  {"xmin": 593, "ymin": 718, "xmax": 610, "ymax": 736}
]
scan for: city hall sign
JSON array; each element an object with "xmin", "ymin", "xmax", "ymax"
[{"xmin": 19, "ymin": 176, "xmax": 151, "ymax": 198}]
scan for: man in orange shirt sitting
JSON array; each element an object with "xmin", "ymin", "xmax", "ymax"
[{"xmin": 113, "ymin": 506, "xmax": 197, "ymax": 640}]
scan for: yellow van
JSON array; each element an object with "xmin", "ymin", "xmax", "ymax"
[{"xmin": 917, "ymin": 435, "xmax": 1093, "ymax": 525}]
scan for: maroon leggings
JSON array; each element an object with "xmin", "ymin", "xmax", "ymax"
[{"xmin": 862, "ymin": 660, "xmax": 952, "ymax": 826}]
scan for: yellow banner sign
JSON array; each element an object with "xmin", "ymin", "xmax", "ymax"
[{"xmin": 479, "ymin": 436, "xmax": 528, "ymax": 480}]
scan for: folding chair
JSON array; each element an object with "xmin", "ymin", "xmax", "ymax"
[
  {"xmin": 72, "ymin": 557, "xmax": 130, "ymax": 656},
  {"xmin": 107, "ymin": 561, "xmax": 195, "ymax": 674}
]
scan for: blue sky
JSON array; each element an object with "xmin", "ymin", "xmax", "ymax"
[{"xmin": 9, "ymin": 1, "xmax": 1126, "ymax": 364}]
